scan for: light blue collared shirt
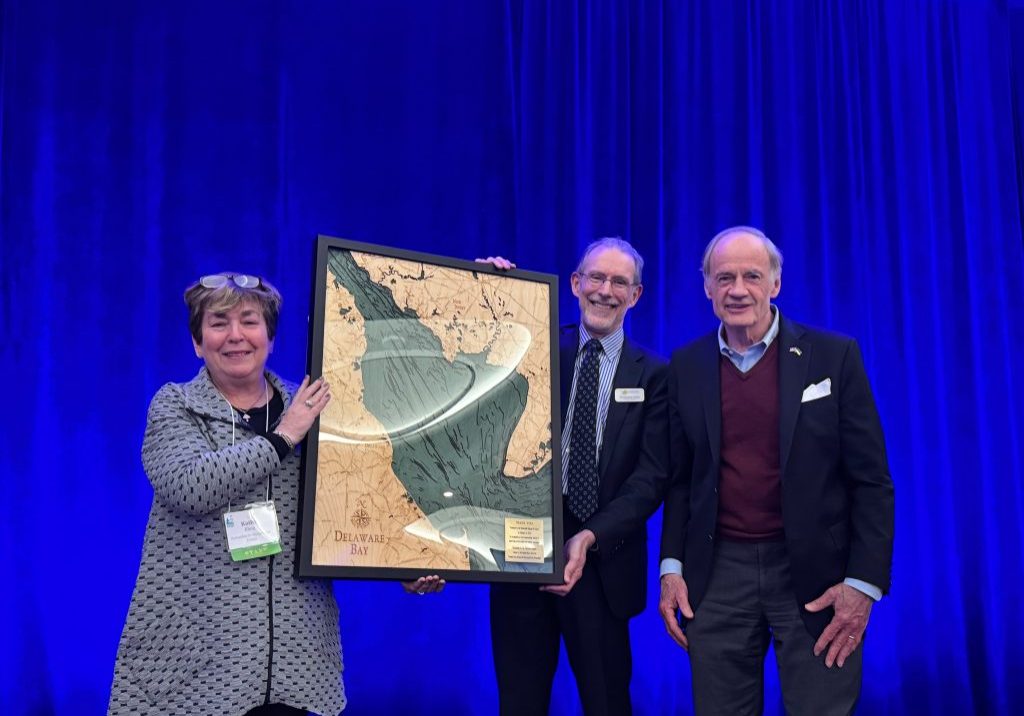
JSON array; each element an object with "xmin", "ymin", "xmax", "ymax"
[
  {"xmin": 717, "ymin": 305, "xmax": 780, "ymax": 373},
  {"xmin": 561, "ymin": 326, "xmax": 624, "ymax": 494},
  {"xmin": 661, "ymin": 307, "xmax": 882, "ymax": 601}
]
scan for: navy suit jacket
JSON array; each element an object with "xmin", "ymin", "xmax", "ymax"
[
  {"xmin": 659, "ymin": 315, "xmax": 895, "ymax": 637},
  {"xmin": 560, "ymin": 325, "xmax": 670, "ymax": 619}
]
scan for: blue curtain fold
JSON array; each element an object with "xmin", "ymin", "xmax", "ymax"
[{"xmin": 2, "ymin": 1, "xmax": 1022, "ymax": 714}]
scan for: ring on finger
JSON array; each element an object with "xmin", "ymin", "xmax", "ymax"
[{"xmin": 304, "ymin": 399, "xmax": 314, "ymax": 408}]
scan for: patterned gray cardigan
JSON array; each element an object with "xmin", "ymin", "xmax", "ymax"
[{"xmin": 108, "ymin": 367, "xmax": 346, "ymax": 716}]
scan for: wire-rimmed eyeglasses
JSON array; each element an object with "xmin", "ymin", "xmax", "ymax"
[
  {"xmin": 576, "ymin": 271, "xmax": 636, "ymax": 292},
  {"xmin": 199, "ymin": 274, "xmax": 262, "ymax": 289}
]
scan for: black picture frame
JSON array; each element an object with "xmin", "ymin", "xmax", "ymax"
[{"xmin": 297, "ymin": 235, "xmax": 564, "ymax": 584}]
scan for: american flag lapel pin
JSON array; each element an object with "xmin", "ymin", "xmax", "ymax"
[{"xmin": 789, "ymin": 347, "xmax": 802, "ymax": 356}]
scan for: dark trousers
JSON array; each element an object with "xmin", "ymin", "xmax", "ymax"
[
  {"xmin": 490, "ymin": 559, "xmax": 632, "ymax": 716},
  {"xmin": 687, "ymin": 540, "xmax": 862, "ymax": 716},
  {"xmin": 244, "ymin": 705, "xmax": 307, "ymax": 716}
]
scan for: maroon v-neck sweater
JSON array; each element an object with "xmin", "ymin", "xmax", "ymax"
[{"xmin": 717, "ymin": 340, "xmax": 785, "ymax": 541}]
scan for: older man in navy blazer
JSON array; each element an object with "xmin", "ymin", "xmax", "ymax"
[
  {"xmin": 658, "ymin": 227, "xmax": 895, "ymax": 715},
  {"xmin": 488, "ymin": 238, "xmax": 669, "ymax": 716}
]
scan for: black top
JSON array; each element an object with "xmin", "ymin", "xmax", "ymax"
[{"xmin": 232, "ymin": 388, "xmax": 291, "ymax": 461}]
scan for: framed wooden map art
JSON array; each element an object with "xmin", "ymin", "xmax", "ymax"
[{"xmin": 297, "ymin": 236, "xmax": 564, "ymax": 584}]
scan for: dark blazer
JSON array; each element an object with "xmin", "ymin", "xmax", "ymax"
[
  {"xmin": 659, "ymin": 314, "xmax": 895, "ymax": 637},
  {"xmin": 562, "ymin": 325, "xmax": 670, "ymax": 619}
]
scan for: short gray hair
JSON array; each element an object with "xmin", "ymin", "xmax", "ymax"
[
  {"xmin": 701, "ymin": 225, "xmax": 783, "ymax": 280},
  {"xmin": 576, "ymin": 237, "xmax": 645, "ymax": 284}
]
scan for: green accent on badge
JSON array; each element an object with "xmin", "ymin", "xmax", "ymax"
[{"xmin": 230, "ymin": 542, "xmax": 282, "ymax": 561}]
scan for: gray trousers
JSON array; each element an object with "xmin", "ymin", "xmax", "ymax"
[{"xmin": 687, "ymin": 540, "xmax": 863, "ymax": 716}]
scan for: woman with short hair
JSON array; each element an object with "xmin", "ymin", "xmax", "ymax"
[{"xmin": 108, "ymin": 272, "xmax": 344, "ymax": 716}]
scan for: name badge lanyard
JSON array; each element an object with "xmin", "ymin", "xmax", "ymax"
[{"xmin": 218, "ymin": 381, "xmax": 281, "ymax": 561}]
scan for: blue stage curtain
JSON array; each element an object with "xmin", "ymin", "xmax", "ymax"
[{"xmin": 2, "ymin": 1, "xmax": 1022, "ymax": 714}]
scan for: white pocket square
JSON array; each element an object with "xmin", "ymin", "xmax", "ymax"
[{"xmin": 801, "ymin": 378, "xmax": 832, "ymax": 403}]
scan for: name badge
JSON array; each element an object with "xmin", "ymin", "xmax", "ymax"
[
  {"xmin": 614, "ymin": 388, "xmax": 645, "ymax": 403},
  {"xmin": 223, "ymin": 501, "xmax": 282, "ymax": 561}
]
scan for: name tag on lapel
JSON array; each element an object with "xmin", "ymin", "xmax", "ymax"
[{"xmin": 614, "ymin": 388, "xmax": 645, "ymax": 403}]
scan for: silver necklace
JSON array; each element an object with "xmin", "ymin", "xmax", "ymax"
[{"xmin": 235, "ymin": 379, "xmax": 269, "ymax": 422}]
